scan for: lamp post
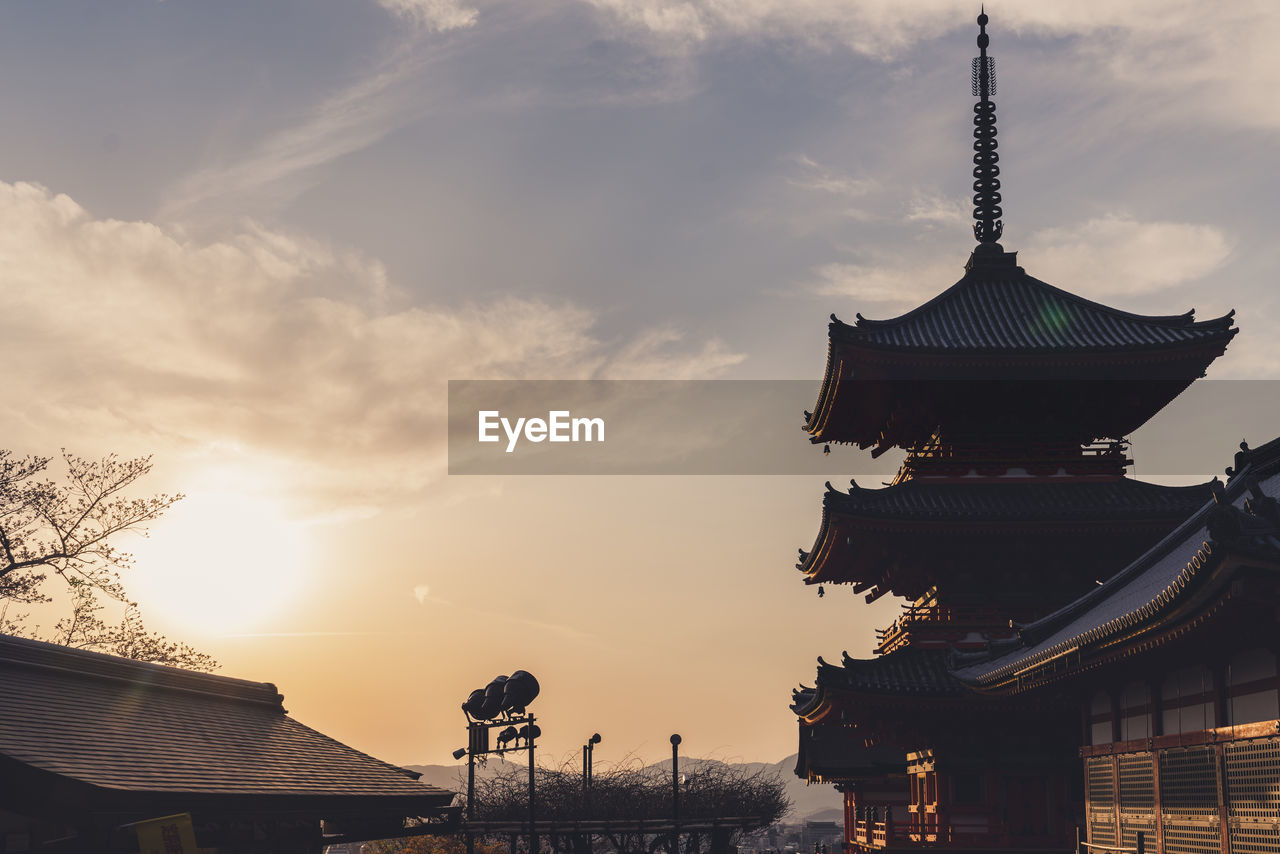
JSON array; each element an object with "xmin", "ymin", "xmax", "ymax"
[
  {"xmin": 582, "ymin": 733, "xmax": 601, "ymax": 799},
  {"xmin": 452, "ymin": 745, "xmax": 475, "ymax": 854},
  {"xmin": 458, "ymin": 672, "xmax": 542, "ymax": 854},
  {"xmin": 670, "ymin": 734, "xmax": 681, "ymax": 854}
]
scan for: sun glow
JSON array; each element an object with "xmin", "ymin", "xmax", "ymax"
[{"xmin": 129, "ymin": 489, "xmax": 310, "ymax": 636}]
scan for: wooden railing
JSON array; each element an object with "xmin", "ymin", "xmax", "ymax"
[
  {"xmin": 875, "ymin": 603, "xmax": 1016, "ymax": 654},
  {"xmin": 1076, "ymin": 828, "xmax": 1146, "ymax": 853},
  {"xmin": 897, "ymin": 439, "xmax": 1130, "ymax": 480}
]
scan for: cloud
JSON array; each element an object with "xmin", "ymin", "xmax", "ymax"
[
  {"xmin": 0, "ymin": 181, "xmax": 741, "ymax": 510},
  {"xmin": 787, "ymin": 155, "xmax": 877, "ymax": 199},
  {"xmin": 811, "ymin": 258, "xmax": 962, "ymax": 308},
  {"xmin": 377, "ymin": 0, "xmax": 479, "ymax": 32},
  {"xmin": 806, "ymin": 214, "xmax": 1232, "ymax": 313},
  {"xmin": 1023, "ymin": 215, "xmax": 1233, "ymax": 297},
  {"xmin": 579, "ymin": 1, "xmax": 1280, "ymax": 128},
  {"xmin": 905, "ymin": 192, "xmax": 968, "ymax": 229},
  {"xmin": 163, "ymin": 35, "xmax": 455, "ymax": 216},
  {"xmin": 413, "ymin": 585, "xmax": 431, "ymax": 603}
]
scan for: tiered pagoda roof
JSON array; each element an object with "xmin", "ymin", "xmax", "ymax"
[
  {"xmin": 792, "ymin": 648, "xmax": 967, "ymax": 722},
  {"xmin": 799, "ymin": 477, "xmax": 1214, "ymax": 597},
  {"xmin": 829, "ymin": 260, "xmax": 1234, "ymax": 354},
  {"xmin": 794, "ymin": 726, "xmax": 905, "ymax": 785},
  {"xmin": 804, "ymin": 251, "xmax": 1237, "ymax": 451}
]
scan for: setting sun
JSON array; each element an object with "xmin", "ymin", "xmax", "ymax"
[{"xmin": 129, "ymin": 489, "xmax": 310, "ymax": 636}]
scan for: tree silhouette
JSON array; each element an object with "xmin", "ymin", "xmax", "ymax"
[{"xmin": 0, "ymin": 449, "xmax": 215, "ymax": 670}]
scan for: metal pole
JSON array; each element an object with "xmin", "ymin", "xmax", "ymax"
[
  {"xmin": 583, "ymin": 744, "xmax": 589, "ymax": 799},
  {"xmin": 529, "ymin": 714, "xmax": 538, "ymax": 854},
  {"xmin": 467, "ymin": 728, "xmax": 476, "ymax": 854},
  {"xmin": 670, "ymin": 734, "xmax": 681, "ymax": 854}
]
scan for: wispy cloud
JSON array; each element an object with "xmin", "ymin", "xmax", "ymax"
[
  {"xmin": 377, "ymin": 0, "xmax": 479, "ymax": 32},
  {"xmin": 787, "ymin": 155, "xmax": 877, "ymax": 199},
  {"xmin": 162, "ymin": 36, "xmax": 456, "ymax": 217},
  {"xmin": 906, "ymin": 192, "xmax": 968, "ymax": 228},
  {"xmin": 805, "ymin": 213, "xmax": 1234, "ymax": 311},
  {"xmin": 1024, "ymin": 214, "xmax": 1233, "ymax": 297},
  {"xmin": 580, "ymin": 1, "xmax": 1280, "ymax": 127},
  {"xmin": 413, "ymin": 585, "xmax": 598, "ymax": 643}
]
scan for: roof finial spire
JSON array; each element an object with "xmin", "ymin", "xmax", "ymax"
[{"xmin": 971, "ymin": 8, "xmax": 1003, "ymax": 246}]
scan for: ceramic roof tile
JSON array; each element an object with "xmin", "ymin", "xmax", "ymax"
[
  {"xmin": 834, "ymin": 258, "xmax": 1236, "ymax": 354},
  {"xmin": 955, "ymin": 459, "xmax": 1280, "ymax": 686},
  {"xmin": 0, "ymin": 635, "xmax": 453, "ymax": 804},
  {"xmin": 819, "ymin": 477, "xmax": 1212, "ymax": 522}
]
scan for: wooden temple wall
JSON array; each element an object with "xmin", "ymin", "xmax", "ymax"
[
  {"xmin": 1082, "ymin": 647, "xmax": 1280, "ymax": 854},
  {"xmin": 1084, "ymin": 727, "xmax": 1280, "ymax": 854}
]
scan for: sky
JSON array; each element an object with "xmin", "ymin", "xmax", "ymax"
[{"xmin": 3, "ymin": 0, "xmax": 1280, "ymax": 771}]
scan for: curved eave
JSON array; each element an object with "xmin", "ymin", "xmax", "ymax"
[
  {"xmin": 834, "ymin": 255, "xmax": 1237, "ymax": 350},
  {"xmin": 794, "ymin": 720, "xmax": 907, "ymax": 784},
  {"xmin": 831, "ymin": 307, "xmax": 1238, "ymax": 353},
  {"xmin": 804, "ymin": 336, "xmax": 1234, "ymax": 447},
  {"xmin": 797, "ymin": 479, "xmax": 1212, "ymax": 589}
]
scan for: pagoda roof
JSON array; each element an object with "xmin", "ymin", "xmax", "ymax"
[
  {"xmin": 829, "ymin": 251, "xmax": 1236, "ymax": 355},
  {"xmin": 792, "ymin": 648, "xmax": 967, "ymax": 720},
  {"xmin": 0, "ymin": 633, "xmax": 454, "ymax": 815},
  {"xmin": 953, "ymin": 437, "xmax": 1280, "ymax": 692},
  {"xmin": 798, "ymin": 477, "xmax": 1212, "ymax": 586},
  {"xmin": 793, "ymin": 722, "xmax": 904, "ymax": 784},
  {"xmin": 818, "ymin": 476, "xmax": 1209, "ymax": 522},
  {"xmin": 804, "ymin": 249, "xmax": 1237, "ymax": 449}
]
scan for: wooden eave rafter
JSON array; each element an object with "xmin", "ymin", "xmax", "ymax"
[
  {"xmin": 799, "ymin": 512, "xmax": 1184, "ymax": 588},
  {"xmin": 804, "ymin": 339, "xmax": 1230, "ymax": 448}
]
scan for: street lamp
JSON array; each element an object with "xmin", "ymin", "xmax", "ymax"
[
  {"xmin": 458, "ymin": 671, "xmax": 542, "ymax": 854},
  {"xmin": 582, "ymin": 733, "xmax": 602, "ymax": 798},
  {"xmin": 670, "ymin": 734, "xmax": 682, "ymax": 854}
]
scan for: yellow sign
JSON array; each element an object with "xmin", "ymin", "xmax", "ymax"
[{"xmin": 135, "ymin": 813, "xmax": 199, "ymax": 854}]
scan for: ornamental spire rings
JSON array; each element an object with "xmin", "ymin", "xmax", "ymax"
[{"xmin": 971, "ymin": 9, "xmax": 1003, "ymax": 245}]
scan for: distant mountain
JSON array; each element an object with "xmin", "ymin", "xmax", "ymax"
[{"xmin": 402, "ymin": 754, "xmax": 841, "ymax": 822}]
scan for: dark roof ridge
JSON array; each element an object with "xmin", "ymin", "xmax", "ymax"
[
  {"xmin": 0, "ymin": 632, "xmax": 283, "ymax": 709},
  {"xmin": 1015, "ymin": 468, "xmax": 1266, "ymax": 648},
  {"xmin": 839, "ymin": 262, "xmax": 1234, "ymax": 333}
]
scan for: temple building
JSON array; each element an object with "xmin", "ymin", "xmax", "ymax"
[
  {"xmin": 0, "ymin": 633, "xmax": 457, "ymax": 853},
  {"xmin": 790, "ymin": 13, "xmax": 1280, "ymax": 854}
]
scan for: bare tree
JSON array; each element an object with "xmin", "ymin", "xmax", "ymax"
[
  {"xmin": 0, "ymin": 449, "xmax": 215, "ymax": 670},
  {"xmin": 465, "ymin": 757, "xmax": 789, "ymax": 854}
]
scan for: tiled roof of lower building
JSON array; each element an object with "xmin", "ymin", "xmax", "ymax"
[
  {"xmin": 0, "ymin": 634, "xmax": 454, "ymax": 805},
  {"xmin": 954, "ymin": 438, "xmax": 1280, "ymax": 689}
]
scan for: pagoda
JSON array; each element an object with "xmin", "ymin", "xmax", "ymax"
[{"xmin": 790, "ymin": 12, "xmax": 1237, "ymax": 851}]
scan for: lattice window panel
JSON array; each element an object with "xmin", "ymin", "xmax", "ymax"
[
  {"xmin": 1160, "ymin": 746, "xmax": 1221, "ymax": 854},
  {"xmin": 1226, "ymin": 738, "xmax": 1280, "ymax": 854},
  {"xmin": 1086, "ymin": 756, "xmax": 1116, "ymax": 846},
  {"xmin": 1231, "ymin": 826, "xmax": 1280, "ymax": 854},
  {"xmin": 1160, "ymin": 747, "xmax": 1220, "ymax": 816},
  {"xmin": 1118, "ymin": 753, "xmax": 1155, "ymax": 849},
  {"xmin": 1226, "ymin": 738, "xmax": 1280, "ymax": 820},
  {"xmin": 1162, "ymin": 825, "xmax": 1222, "ymax": 854}
]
